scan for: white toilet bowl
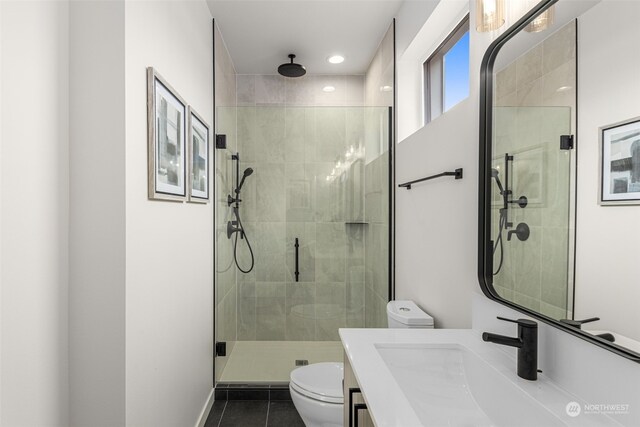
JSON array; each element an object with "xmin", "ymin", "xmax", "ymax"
[{"xmin": 290, "ymin": 362, "xmax": 344, "ymax": 427}]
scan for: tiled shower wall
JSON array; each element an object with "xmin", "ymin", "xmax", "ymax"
[
  {"xmin": 492, "ymin": 21, "xmax": 576, "ymax": 319},
  {"xmin": 363, "ymin": 150, "xmax": 390, "ymax": 327},
  {"xmin": 494, "ymin": 22, "xmax": 576, "ymax": 112},
  {"xmin": 363, "ymin": 23, "xmax": 394, "ymax": 328},
  {"xmin": 228, "ymin": 74, "xmax": 371, "ymax": 342}
]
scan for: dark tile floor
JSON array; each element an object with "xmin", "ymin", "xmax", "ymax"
[{"xmin": 205, "ymin": 400, "xmax": 305, "ymax": 427}]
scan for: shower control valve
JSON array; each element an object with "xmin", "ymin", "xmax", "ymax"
[
  {"xmin": 507, "ymin": 222, "xmax": 530, "ymax": 242},
  {"xmin": 227, "ymin": 195, "xmax": 242, "ymax": 206},
  {"xmin": 227, "ymin": 221, "xmax": 244, "ymax": 239}
]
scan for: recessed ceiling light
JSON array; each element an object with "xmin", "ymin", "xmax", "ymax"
[
  {"xmin": 380, "ymin": 85, "xmax": 392, "ymax": 92},
  {"xmin": 322, "ymin": 85, "xmax": 336, "ymax": 92},
  {"xmin": 327, "ymin": 55, "xmax": 345, "ymax": 64}
]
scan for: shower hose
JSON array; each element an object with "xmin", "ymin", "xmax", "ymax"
[
  {"xmin": 232, "ymin": 207, "xmax": 255, "ymax": 274},
  {"xmin": 493, "ymin": 209, "xmax": 506, "ymax": 275}
]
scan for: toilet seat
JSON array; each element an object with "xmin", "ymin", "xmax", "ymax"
[{"xmin": 290, "ymin": 362, "xmax": 344, "ymax": 404}]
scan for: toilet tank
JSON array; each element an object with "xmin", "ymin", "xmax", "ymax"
[{"xmin": 386, "ymin": 300, "xmax": 434, "ymax": 329}]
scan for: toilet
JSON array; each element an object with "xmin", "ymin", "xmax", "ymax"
[{"xmin": 290, "ymin": 300, "xmax": 433, "ymax": 426}]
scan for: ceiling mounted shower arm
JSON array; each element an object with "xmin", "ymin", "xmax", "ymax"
[{"xmin": 278, "ymin": 53, "xmax": 306, "ymax": 78}]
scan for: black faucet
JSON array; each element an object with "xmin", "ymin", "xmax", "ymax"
[
  {"xmin": 560, "ymin": 317, "xmax": 616, "ymax": 343},
  {"xmin": 482, "ymin": 316, "xmax": 538, "ymax": 381},
  {"xmin": 559, "ymin": 316, "xmax": 599, "ymax": 329}
]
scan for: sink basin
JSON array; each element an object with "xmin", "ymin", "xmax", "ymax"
[{"xmin": 375, "ymin": 344, "xmax": 565, "ymax": 427}]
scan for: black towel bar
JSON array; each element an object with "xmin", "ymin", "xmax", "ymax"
[{"xmin": 398, "ymin": 168, "xmax": 463, "ymax": 190}]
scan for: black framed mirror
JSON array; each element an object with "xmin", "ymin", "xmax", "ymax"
[{"xmin": 478, "ymin": 0, "xmax": 640, "ymax": 362}]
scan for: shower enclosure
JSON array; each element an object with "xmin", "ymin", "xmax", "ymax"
[
  {"xmin": 491, "ymin": 106, "xmax": 573, "ymax": 319},
  {"xmin": 489, "ymin": 20, "xmax": 577, "ymax": 321},
  {"xmin": 214, "ymin": 105, "xmax": 392, "ymax": 383}
]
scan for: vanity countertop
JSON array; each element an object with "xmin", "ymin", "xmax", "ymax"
[{"xmin": 339, "ymin": 328, "xmax": 620, "ymax": 427}]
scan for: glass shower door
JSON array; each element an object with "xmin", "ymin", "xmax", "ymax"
[
  {"xmin": 492, "ymin": 106, "xmax": 573, "ymax": 319},
  {"xmin": 214, "ymin": 106, "xmax": 238, "ymax": 383},
  {"xmin": 214, "ymin": 106, "xmax": 391, "ymax": 384}
]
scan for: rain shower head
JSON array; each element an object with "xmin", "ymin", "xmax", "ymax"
[{"xmin": 278, "ymin": 54, "xmax": 306, "ymax": 78}]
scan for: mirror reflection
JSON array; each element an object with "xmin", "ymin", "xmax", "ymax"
[{"xmin": 489, "ymin": 0, "xmax": 640, "ymax": 355}]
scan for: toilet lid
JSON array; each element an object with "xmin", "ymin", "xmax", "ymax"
[
  {"xmin": 387, "ymin": 300, "xmax": 434, "ymax": 326},
  {"xmin": 290, "ymin": 362, "xmax": 344, "ymax": 403}
]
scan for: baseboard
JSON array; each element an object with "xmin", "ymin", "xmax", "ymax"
[
  {"xmin": 195, "ymin": 388, "xmax": 215, "ymax": 427},
  {"xmin": 214, "ymin": 383, "xmax": 292, "ymax": 401}
]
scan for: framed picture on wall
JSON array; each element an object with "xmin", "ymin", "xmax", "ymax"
[
  {"xmin": 147, "ymin": 67, "xmax": 187, "ymax": 201},
  {"xmin": 187, "ymin": 107, "xmax": 210, "ymax": 203},
  {"xmin": 600, "ymin": 117, "xmax": 640, "ymax": 205}
]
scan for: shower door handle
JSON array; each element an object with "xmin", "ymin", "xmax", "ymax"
[{"xmin": 294, "ymin": 238, "xmax": 300, "ymax": 282}]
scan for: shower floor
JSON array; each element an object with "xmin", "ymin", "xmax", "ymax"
[{"xmin": 219, "ymin": 341, "xmax": 344, "ymax": 383}]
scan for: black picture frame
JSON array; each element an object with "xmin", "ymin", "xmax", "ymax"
[{"xmin": 599, "ymin": 117, "xmax": 640, "ymax": 205}]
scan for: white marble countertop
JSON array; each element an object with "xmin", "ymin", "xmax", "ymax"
[{"xmin": 339, "ymin": 328, "xmax": 620, "ymax": 427}]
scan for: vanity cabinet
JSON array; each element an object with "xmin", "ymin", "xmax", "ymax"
[{"xmin": 343, "ymin": 351, "xmax": 375, "ymax": 427}]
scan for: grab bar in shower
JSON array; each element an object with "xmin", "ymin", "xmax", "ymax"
[
  {"xmin": 294, "ymin": 238, "xmax": 300, "ymax": 282},
  {"xmin": 398, "ymin": 168, "xmax": 463, "ymax": 190}
]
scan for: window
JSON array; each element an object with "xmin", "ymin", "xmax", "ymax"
[{"xmin": 424, "ymin": 16, "xmax": 470, "ymax": 124}]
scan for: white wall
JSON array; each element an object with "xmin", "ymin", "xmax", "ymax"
[
  {"xmin": 395, "ymin": 101, "xmax": 477, "ymax": 329},
  {"xmin": 69, "ymin": 1, "xmax": 126, "ymax": 425},
  {"xmin": 394, "ymin": 0, "xmax": 485, "ymax": 328},
  {"xmin": 124, "ymin": 1, "xmax": 214, "ymax": 426},
  {"xmin": 1, "ymin": 1, "xmax": 70, "ymax": 425},
  {"xmin": 68, "ymin": 1, "xmax": 215, "ymax": 426},
  {"xmin": 394, "ymin": 0, "xmax": 439, "ymax": 56},
  {"xmin": 574, "ymin": 0, "xmax": 640, "ymax": 342}
]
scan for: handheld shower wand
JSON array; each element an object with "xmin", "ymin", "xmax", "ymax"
[
  {"xmin": 227, "ymin": 167, "xmax": 253, "ymax": 206},
  {"xmin": 491, "ymin": 168, "xmax": 505, "ymax": 198},
  {"xmin": 236, "ymin": 168, "xmax": 254, "ymax": 194},
  {"xmin": 492, "ymin": 168, "xmax": 508, "ymax": 275},
  {"xmin": 227, "ymin": 154, "xmax": 255, "ymax": 273}
]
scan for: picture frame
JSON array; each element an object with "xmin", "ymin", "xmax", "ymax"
[
  {"xmin": 147, "ymin": 67, "xmax": 187, "ymax": 201},
  {"xmin": 599, "ymin": 117, "xmax": 640, "ymax": 205},
  {"xmin": 187, "ymin": 107, "xmax": 210, "ymax": 203}
]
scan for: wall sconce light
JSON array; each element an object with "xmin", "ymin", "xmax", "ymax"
[
  {"xmin": 476, "ymin": 0, "xmax": 505, "ymax": 32},
  {"xmin": 525, "ymin": 4, "xmax": 555, "ymax": 33}
]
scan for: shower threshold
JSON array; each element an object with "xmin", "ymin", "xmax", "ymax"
[{"xmin": 219, "ymin": 340, "xmax": 344, "ymax": 383}]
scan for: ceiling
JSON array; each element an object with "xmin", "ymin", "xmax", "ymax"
[{"xmin": 207, "ymin": 0, "xmax": 404, "ymax": 75}]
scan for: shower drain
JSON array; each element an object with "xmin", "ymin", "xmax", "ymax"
[{"xmin": 295, "ymin": 360, "xmax": 309, "ymax": 366}]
